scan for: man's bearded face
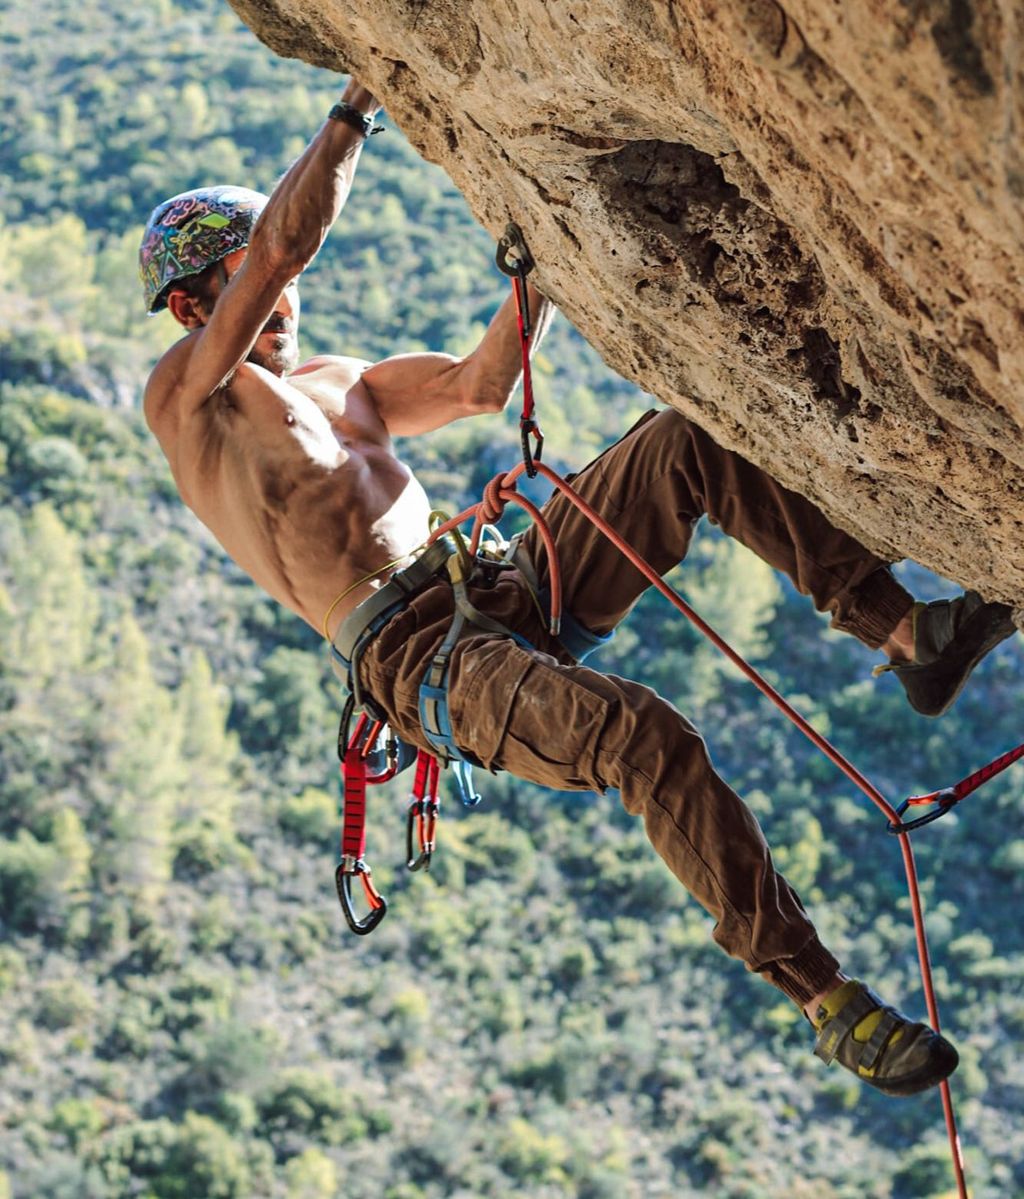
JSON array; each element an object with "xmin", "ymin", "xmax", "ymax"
[{"xmin": 246, "ymin": 303, "xmax": 300, "ymax": 377}]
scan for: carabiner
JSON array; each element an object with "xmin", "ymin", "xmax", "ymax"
[
  {"xmin": 520, "ymin": 418, "xmax": 544, "ymax": 479},
  {"xmin": 406, "ymin": 797, "xmax": 439, "ymax": 872},
  {"xmin": 886, "ymin": 787, "xmax": 960, "ymax": 835},
  {"xmin": 335, "ymin": 858, "xmax": 388, "ymax": 935}
]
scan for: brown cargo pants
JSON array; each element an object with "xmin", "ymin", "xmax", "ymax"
[{"xmin": 359, "ymin": 409, "xmax": 914, "ymax": 1006}]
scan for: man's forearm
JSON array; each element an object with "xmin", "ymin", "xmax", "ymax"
[
  {"xmin": 462, "ymin": 281, "xmax": 555, "ymax": 410},
  {"xmin": 249, "ymin": 80, "xmax": 380, "ymax": 276}
]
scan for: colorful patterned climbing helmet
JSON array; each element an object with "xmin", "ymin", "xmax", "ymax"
[{"xmin": 139, "ymin": 185, "xmax": 269, "ymax": 313}]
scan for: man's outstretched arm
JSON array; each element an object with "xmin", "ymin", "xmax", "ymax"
[
  {"xmin": 361, "ymin": 281, "xmax": 555, "ymax": 436},
  {"xmin": 152, "ymin": 81, "xmax": 381, "ymax": 418}
]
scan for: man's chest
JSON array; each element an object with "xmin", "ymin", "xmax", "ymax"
[{"xmin": 287, "ymin": 357, "xmax": 387, "ymax": 448}]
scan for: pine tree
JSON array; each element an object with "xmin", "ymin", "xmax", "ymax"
[
  {"xmin": 173, "ymin": 650, "xmax": 241, "ymax": 873},
  {"xmin": 87, "ymin": 614, "xmax": 182, "ymax": 908}
]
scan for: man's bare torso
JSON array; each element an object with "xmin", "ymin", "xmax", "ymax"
[{"xmin": 145, "ymin": 345, "xmax": 432, "ymax": 638}]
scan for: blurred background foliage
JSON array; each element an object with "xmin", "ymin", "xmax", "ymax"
[{"xmin": 1, "ymin": 0, "xmax": 1022, "ymax": 1196}]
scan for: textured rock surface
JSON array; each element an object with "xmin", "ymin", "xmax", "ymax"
[{"xmin": 229, "ymin": 0, "xmax": 1024, "ymax": 610}]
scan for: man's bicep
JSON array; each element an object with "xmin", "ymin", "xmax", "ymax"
[{"xmin": 173, "ymin": 252, "xmax": 297, "ymax": 413}]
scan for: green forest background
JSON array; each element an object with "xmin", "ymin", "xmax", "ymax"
[{"xmin": 2, "ymin": 1, "xmax": 1023, "ymax": 1196}]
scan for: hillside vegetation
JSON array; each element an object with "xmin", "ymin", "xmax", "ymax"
[{"xmin": 1, "ymin": 2, "xmax": 1023, "ymax": 1196}]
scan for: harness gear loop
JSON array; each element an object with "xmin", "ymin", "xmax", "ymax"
[{"xmin": 886, "ymin": 740, "xmax": 1024, "ymax": 834}]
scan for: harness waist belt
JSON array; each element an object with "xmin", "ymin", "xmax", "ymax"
[{"xmin": 330, "ymin": 538, "xmax": 455, "ymax": 680}]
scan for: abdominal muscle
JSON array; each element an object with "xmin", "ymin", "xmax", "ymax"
[{"xmin": 174, "ymin": 360, "xmax": 435, "ymax": 639}]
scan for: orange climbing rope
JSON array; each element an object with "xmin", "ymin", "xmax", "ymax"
[
  {"xmin": 424, "ymin": 238, "xmax": 974, "ymax": 1195},
  {"xmin": 428, "ymin": 455, "xmax": 969, "ymax": 1198}
]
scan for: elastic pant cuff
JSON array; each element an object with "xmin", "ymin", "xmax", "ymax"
[
  {"xmin": 759, "ymin": 936, "xmax": 842, "ymax": 1008},
  {"xmin": 831, "ymin": 566, "xmax": 914, "ymax": 650}
]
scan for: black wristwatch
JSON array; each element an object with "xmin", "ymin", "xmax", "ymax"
[{"xmin": 328, "ymin": 102, "xmax": 382, "ymax": 138}]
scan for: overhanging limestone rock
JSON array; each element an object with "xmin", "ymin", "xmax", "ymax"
[{"xmin": 228, "ymin": 0, "xmax": 1024, "ymax": 611}]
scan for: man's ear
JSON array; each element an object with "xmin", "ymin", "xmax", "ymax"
[{"xmin": 166, "ymin": 289, "xmax": 208, "ymax": 330}]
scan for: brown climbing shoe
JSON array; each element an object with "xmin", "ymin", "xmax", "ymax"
[
  {"xmin": 876, "ymin": 591, "xmax": 1017, "ymax": 717},
  {"xmin": 812, "ymin": 980, "xmax": 959, "ymax": 1097}
]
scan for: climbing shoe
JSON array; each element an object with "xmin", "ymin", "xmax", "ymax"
[
  {"xmin": 875, "ymin": 590, "xmax": 1017, "ymax": 717},
  {"xmin": 812, "ymin": 980, "xmax": 958, "ymax": 1097}
]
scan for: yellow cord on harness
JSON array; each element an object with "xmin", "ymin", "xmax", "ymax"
[
  {"xmin": 321, "ymin": 543, "xmax": 428, "ymax": 642},
  {"xmin": 321, "ymin": 510, "xmax": 470, "ymax": 641}
]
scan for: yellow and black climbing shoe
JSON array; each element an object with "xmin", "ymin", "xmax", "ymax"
[
  {"xmin": 812, "ymin": 980, "xmax": 959, "ymax": 1097},
  {"xmin": 876, "ymin": 591, "xmax": 1017, "ymax": 717}
]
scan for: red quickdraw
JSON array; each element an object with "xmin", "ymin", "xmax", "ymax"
[
  {"xmin": 336, "ymin": 712, "xmax": 445, "ymax": 934},
  {"xmin": 496, "ymin": 222, "xmax": 543, "ymax": 477},
  {"xmin": 335, "ymin": 713, "xmax": 390, "ymax": 935},
  {"xmin": 888, "ymin": 740, "xmax": 1024, "ymax": 834},
  {"xmin": 406, "ymin": 749, "xmax": 441, "ymax": 871}
]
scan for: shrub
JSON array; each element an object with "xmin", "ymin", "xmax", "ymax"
[
  {"xmin": 890, "ymin": 1141, "xmax": 955, "ymax": 1197},
  {"xmin": 36, "ymin": 977, "xmax": 95, "ymax": 1031},
  {"xmin": 258, "ymin": 1068, "xmax": 361, "ymax": 1146},
  {"xmin": 284, "ymin": 1147, "xmax": 338, "ymax": 1199},
  {"xmin": 155, "ymin": 1112, "xmax": 251, "ymax": 1199},
  {"xmin": 94, "ymin": 1114, "xmax": 251, "ymax": 1199},
  {"xmin": 496, "ymin": 1118, "xmax": 570, "ymax": 1186},
  {"xmin": 0, "ymin": 830, "xmax": 62, "ymax": 933},
  {"xmin": 49, "ymin": 1097, "xmax": 105, "ymax": 1150},
  {"xmin": 279, "ymin": 787, "xmax": 337, "ymax": 846}
]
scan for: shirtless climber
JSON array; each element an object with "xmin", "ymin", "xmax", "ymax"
[{"xmin": 140, "ymin": 79, "xmax": 1018, "ymax": 1096}]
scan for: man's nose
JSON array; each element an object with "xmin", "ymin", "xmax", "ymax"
[{"xmin": 277, "ymin": 283, "xmax": 299, "ymax": 318}]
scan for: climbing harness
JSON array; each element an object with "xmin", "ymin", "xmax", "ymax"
[
  {"xmin": 418, "ymin": 534, "xmax": 541, "ymax": 777},
  {"xmin": 328, "ymin": 223, "xmax": 1023, "ymax": 1197}
]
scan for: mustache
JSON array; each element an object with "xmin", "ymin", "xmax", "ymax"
[{"xmin": 261, "ymin": 316, "xmax": 295, "ymax": 335}]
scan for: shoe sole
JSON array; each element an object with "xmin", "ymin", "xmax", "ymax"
[
  {"xmin": 895, "ymin": 604, "xmax": 1018, "ymax": 717},
  {"xmin": 868, "ymin": 1037, "xmax": 960, "ymax": 1098}
]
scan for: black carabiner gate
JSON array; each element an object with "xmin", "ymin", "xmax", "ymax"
[{"xmin": 335, "ymin": 859, "xmax": 388, "ymax": 935}]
